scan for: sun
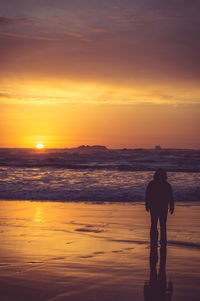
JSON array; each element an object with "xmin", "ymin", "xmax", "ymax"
[{"xmin": 36, "ymin": 143, "xmax": 44, "ymax": 149}]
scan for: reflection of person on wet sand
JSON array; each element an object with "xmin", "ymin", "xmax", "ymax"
[
  {"xmin": 144, "ymin": 246, "xmax": 173, "ymax": 301},
  {"xmin": 145, "ymin": 168, "xmax": 174, "ymax": 246}
]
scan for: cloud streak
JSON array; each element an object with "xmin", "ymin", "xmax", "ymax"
[
  {"xmin": 0, "ymin": 16, "xmax": 34, "ymax": 26},
  {"xmin": 0, "ymin": 0, "xmax": 200, "ymax": 83}
]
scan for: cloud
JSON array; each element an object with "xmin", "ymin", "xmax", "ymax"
[
  {"xmin": 1, "ymin": 77, "xmax": 200, "ymax": 107},
  {"xmin": 0, "ymin": 31, "xmax": 59, "ymax": 41},
  {"xmin": 64, "ymin": 31, "xmax": 88, "ymax": 40},
  {"xmin": 90, "ymin": 28, "xmax": 106, "ymax": 33},
  {"xmin": 0, "ymin": 0, "xmax": 200, "ymax": 100},
  {"xmin": 0, "ymin": 16, "xmax": 34, "ymax": 26},
  {"xmin": 0, "ymin": 92, "xmax": 11, "ymax": 98}
]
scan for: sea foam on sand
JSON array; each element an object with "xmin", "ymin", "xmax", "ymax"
[{"xmin": 0, "ymin": 201, "xmax": 199, "ymax": 301}]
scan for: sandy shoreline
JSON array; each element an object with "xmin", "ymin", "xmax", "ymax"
[{"xmin": 0, "ymin": 201, "xmax": 199, "ymax": 300}]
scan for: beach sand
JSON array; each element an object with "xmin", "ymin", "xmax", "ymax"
[{"xmin": 0, "ymin": 201, "xmax": 199, "ymax": 301}]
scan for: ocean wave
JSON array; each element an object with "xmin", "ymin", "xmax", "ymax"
[
  {"xmin": 0, "ymin": 148, "xmax": 200, "ymax": 172},
  {"xmin": 0, "ymin": 167, "xmax": 199, "ymax": 202}
]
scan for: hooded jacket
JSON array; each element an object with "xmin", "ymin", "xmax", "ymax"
[{"xmin": 145, "ymin": 169, "xmax": 174, "ymax": 213}]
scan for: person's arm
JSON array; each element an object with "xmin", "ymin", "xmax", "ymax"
[
  {"xmin": 168, "ymin": 184, "xmax": 174, "ymax": 214},
  {"xmin": 145, "ymin": 182, "xmax": 151, "ymax": 212}
]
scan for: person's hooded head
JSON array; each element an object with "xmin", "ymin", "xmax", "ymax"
[{"xmin": 153, "ymin": 168, "xmax": 167, "ymax": 182}]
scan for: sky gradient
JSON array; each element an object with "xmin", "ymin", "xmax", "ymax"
[{"xmin": 0, "ymin": 0, "xmax": 200, "ymax": 148}]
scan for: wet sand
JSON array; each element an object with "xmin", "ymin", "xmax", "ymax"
[{"xmin": 0, "ymin": 201, "xmax": 199, "ymax": 300}]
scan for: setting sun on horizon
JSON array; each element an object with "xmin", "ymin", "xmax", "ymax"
[{"xmin": 36, "ymin": 143, "xmax": 44, "ymax": 149}]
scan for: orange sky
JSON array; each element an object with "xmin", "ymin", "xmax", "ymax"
[{"xmin": 0, "ymin": 0, "xmax": 200, "ymax": 148}]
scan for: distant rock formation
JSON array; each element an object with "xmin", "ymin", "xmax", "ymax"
[
  {"xmin": 77, "ymin": 145, "xmax": 108, "ymax": 152},
  {"xmin": 66, "ymin": 145, "xmax": 108, "ymax": 153},
  {"xmin": 155, "ymin": 145, "xmax": 162, "ymax": 150}
]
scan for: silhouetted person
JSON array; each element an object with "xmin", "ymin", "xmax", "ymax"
[
  {"xmin": 145, "ymin": 168, "xmax": 174, "ymax": 246},
  {"xmin": 144, "ymin": 245, "xmax": 173, "ymax": 301}
]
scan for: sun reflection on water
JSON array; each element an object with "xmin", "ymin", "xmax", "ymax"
[{"xmin": 34, "ymin": 207, "xmax": 42, "ymax": 223}]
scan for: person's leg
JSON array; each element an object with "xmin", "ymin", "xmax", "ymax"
[
  {"xmin": 159, "ymin": 211, "xmax": 168, "ymax": 246},
  {"xmin": 150, "ymin": 211, "xmax": 159, "ymax": 246}
]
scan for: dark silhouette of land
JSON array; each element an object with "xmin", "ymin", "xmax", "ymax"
[{"xmin": 145, "ymin": 168, "xmax": 174, "ymax": 246}]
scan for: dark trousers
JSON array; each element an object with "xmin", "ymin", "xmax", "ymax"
[{"xmin": 150, "ymin": 210, "xmax": 168, "ymax": 246}]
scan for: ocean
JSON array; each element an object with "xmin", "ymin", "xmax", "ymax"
[{"xmin": 0, "ymin": 148, "xmax": 199, "ymax": 202}]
